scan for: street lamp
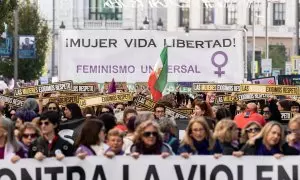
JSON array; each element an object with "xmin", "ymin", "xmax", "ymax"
[
  {"xmin": 59, "ymin": 21, "xmax": 65, "ymax": 29},
  {"xmin": 157, "ymin": 18, "xmax": 163, "ymax": 30},
  {"xmin": 143, "ymin": 17, "xmax": 149, "ymax": 30}
]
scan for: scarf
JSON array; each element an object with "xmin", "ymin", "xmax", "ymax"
[
  {"xmin": 193, "ymin": 138, "xmax": 210, "ymax": 155},
  {"xmin": 256, "ymin": 142, "xmax": 281, "ymax": 156}
]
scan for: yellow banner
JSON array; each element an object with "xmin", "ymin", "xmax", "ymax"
[
  {"xmin": 78, "ymin": 93, "xmax": 133, "ymax": 108},
  {"xmin": 192, "ymin": 83, "xmax": 240, "ymax": 92},
  {"xmin": 240, "ymin": 84, "xmax": 299, "ymax": 95},
  {"xmin": 41, "ymin": 96, "xmax": 80, "ymax": 106},
  {"xmin": 0, "ymin": 95, "xmax": 25, "ymax": 107}
]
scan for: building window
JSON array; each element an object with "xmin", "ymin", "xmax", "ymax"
[
  {"xmin": 225, "ymin": 3, "xmax": 237, "ymax": 25},
  {"xmin": 89, "ymin": 0, "xmax": 123, "ymax": 20},
  {"xmin": 179, "ymin": 3, "xmax": 189, "ymax": 27},
  {"xmin": 249, "ymin": 3, "xmax": 262, "ymax": 25},
  {"xmin": 273, "ymin": 3, "xmax": 285, "ymax": 26},
  {"xmin": 203, "ymin": 3, "xmax": 214, "ymax": 24}
]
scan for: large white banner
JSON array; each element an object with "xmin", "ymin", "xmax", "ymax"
[
  {"xmin": 1, "ymin": 156, "xmax": 298, "ymax": 180},
  {"xmin": 59, "ymin": 30, "xmax": 244, "ymax": 83}
]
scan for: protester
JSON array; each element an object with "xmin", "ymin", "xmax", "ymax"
[
  {"xmin": 59, "ymin": 103, "xmax": 85, "ymax": 144},
  {"xmin": 178, "ymin": 117, "xmax": 222, "ymax": 158},
  {"xmin": 97, "ymin": 105, "xmax": 114, "ymax": 116},
  {"xmin": 240, "ymin": 121, "xmax": 262, "ymax": 147},
  {"xmin": 130, "ymin": 120, "xmax": 173, "ymax": 158},
  {"xmin": 241, "ymin": 121, "xmax": 299, "ymax": 157},
  {"xmin": 262, "ymin": 106, "xmax": 272, "ymax": 121},
  {"xmin": 44, "ymin": 102, "xmax": 60, "ymax": 113},
  {"xmin": 18, "ymin": 122, "xmax": 40, "ymax": 158},
  {"xmin": 286, "ymin": 115, "xmax": 300, "ymax": 152},
  {"xmin": 277, "ymin": 100, "xmax": 290, "ymax": 112},
  {"xmin": 82, "ymin": 107, "xmax": 95, "ymax": 119},
  {"xmin": 115, "ymin": 103, "xmax": 125, "ymax": 112},
  {"xmin": 153, "ymin": 103, "xmax": 166, "ymax": 120},
  {"xmin": 115, "ymin": 108, "xmax": 137, "ymax": 132},
  {"xmin": 213, "ymin": 120, "xmax": 241, "ymax": 156},
  {"xmin": 0, "ymin": 117, "xmax": 24, "ymax": 163},
  {"xmin": 28, "ymin": 111, "xmax": 74, "ymax": 160},
  {"xmin": 75, "ymin": 119, "xmax": 109, "ymax": 159},
  {"xmin": 158, "ymin": 117, "xmax": 179, "ymax": 154},
  {"xmin": 234, "ymin": 103, "xmax": 266, "ymax": 129},
  {"xmin": 123, "ymin": 116, "xmax": 136, "ymax": 152},
  {"xmin": 192, "ymin": 100, "xmax": 215, "ymax": 130},
  {"xmin": 14, "ymin": 109, "xmax": 37, "ymax": 137},
  {"xmin": 215, "ymin": 107, "xmax": 232, "ymax": 122},
  {"xmin": 99, "ymin": 113, "xmax": 117, "ymax": 136},
  {"xmin": 23, "ymin": 98, "xmax": 39, "ymax": 115},
  {"xmin": 105, "ymin": 129, "xmax": 125, "ymax": 158}
]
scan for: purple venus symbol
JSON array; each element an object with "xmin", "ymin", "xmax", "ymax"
[{"xmin": 211, "ymin": 51, "xmax": 228, "ymax": 77}]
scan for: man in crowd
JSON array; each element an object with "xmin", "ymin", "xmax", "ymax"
[
  {"xmin": 154, "ymin": 103, "xmax": 166, "ymax": 120},
  {"xmin": 234, "ymin": 102, "xmax": 266, "ymax": 129}
]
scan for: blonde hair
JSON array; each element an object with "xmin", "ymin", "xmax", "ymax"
[
  {"xmin": 240, "ymin": 121, "xmax": 262, "ymax": 144},
  {"xmin": 133, "ymin": 120, "xmax": 163, "ymax": 144},
  {"xmin": 288, "ymin": 114, "xmax": 300, "ymax": 128},
  {"xmin": 107, "ymin": 128, "xmax": 124, "ymax": 140},
  {"xmin": 213, "ymin": 119, "xmax": 237, "ymax": 143},
  {"xmin": 247, "ymin": 121, "xmax": 284, "ymax": 149},
  {"xmin": 181, "ymin": 117, "xmax": 215, "ymax": 151}
]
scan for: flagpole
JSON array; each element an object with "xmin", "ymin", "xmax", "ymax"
[{"xmin": 13, "ymin": 5, "xmax": 19, "ymax": 86}]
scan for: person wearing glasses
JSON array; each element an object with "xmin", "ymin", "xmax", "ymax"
[
  {"xmin": 286, "ymin": 115, "xmax": 300, "ymax": 152},
  {"xmin": 18, "ymin": 122, "xmax": 40, "ymax": 158},
  {"xmin": 241, "ymin": 121, "xmax": 299, "ymax": 157},
  {"xmin": 240, "ymin": 121, "xmax": 262, "ymax": 148},
  {"xmin": 129, "ymin": 120, "xmax": 173, "ymax": 158},
  {"xmin": 28, "ymin": 111, "xmax": 74, "ymax": 160},
  {"xmin": 45, "ymin": 102, "xmax": 60, "ymax": 113},
  {"xmin": 153, "ymin": 103, "xmax": 166, "ymax": 120},
  {"xmin": 178, "ymin": 118, "xmax": 222, "ymax": 158},
  {"xmin": 0, "ymin": 117, "xmax": 25, "ymax": 163}
]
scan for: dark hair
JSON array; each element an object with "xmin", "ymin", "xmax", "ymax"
[
  {"xmin": 278, "ymin": 100, "xmax": 290, "ymax": 111},
  {"xmin": 126, "ymin": 116, "xmax": 137, "ymax": 133},
  {"xmin": 98, "ymin": 113, "xmax": 117, "ymax": 134},
  {"xmin": 216, "ymin": 107, "xmax": 232, "ymax": 121},
  {"xmin": 97, "ymin": 105, "xmax": 114, "ymax": 116},
  {"xmin": 154, "ymin": 103, "xmax": 165, "ymax": 112},
  {"xmin": 65, "ymin": 103, "xmax": 83, "ymax": 119},
  {"xmin": 194, "ymin": 100, "xmax": 214, "ymax": 118},
  {"xmin": 40, "ymin": 111, "xmax": 60, "ymax": 126},
  {"xmin": 82, "ymin": 107, "xmax": 95, "ymax": 117},
  {"xmin": 123, "ymin": 108, "xmax": 137, "ymax": 123},
  {"xmin": 75, "ymin": 119, "xmax": 104, "ymax": 147},
  {"xmin": 45, "ymin": 102, "xmax": 60, "ymax": 112},
  {"xmin": 15, "ymin": 108, "xmax": 37, "ymax": 122}
]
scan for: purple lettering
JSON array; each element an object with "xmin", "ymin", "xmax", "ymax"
[
  {"xmin": 77, "ymin": 65, "xmax": 82, "ymax": 73},
  {"xmin": 83, "ymin": 65, "xmax": 89, "ymax": 73}
]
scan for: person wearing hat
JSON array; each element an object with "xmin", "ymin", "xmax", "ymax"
[{"xmin": 28, "ymin": 111, "xmax": 74, "ymax": 160}]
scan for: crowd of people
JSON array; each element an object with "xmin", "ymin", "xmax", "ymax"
[{"xmin": 0, "ymin": 91, "xmax": 300, "ymax": 164}]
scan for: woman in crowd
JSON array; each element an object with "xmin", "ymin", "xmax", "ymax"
[
  {"xmin": 59, "ymin": 103, "xmax": 85, "ymax": 144},
  {"xmin": 123, "ymin": 116, "xmax": 136, "ymax": 152},
  {"xmin": 105, "ymin": 129, "xmax": 125, "ymax": 158},
  {"xmin": 213, "ymin": 120, "xmax": 241, "ymax": 155},
  {"xmin": 75, "ymin": 119, "xmax": 109, "ymax": 159},
  {"xmin": 28, "ymin": 111, "xmax": 74, "ymax": 161},
  {"xmin": 0, "ymin": 117, "xmax": 24, "ymax": 163},
  {"xmin": 241, "ymin": 121, "xmax": 299, "ymax": 157},
  {"xmin": 192, "ymin": 100, "xmax": 215, "ymax": 130},
  {"xmin": 215, "ymin": 107, "xmax": 232, "ymax": 122},
  {"xmin": 158, "ymin": 117, "xmax": 179, "ymax": 154},
  {"xmin": 266, "ymin": 99, "xmax": 282, "ymax": 122},
  {"xmin": 130, "ymin": 120, "xmax": 173, "ymax": 158},
  {"xmin": 96, "ymin": 105, "xmax": 114, "ymax": 116},
  {"xmin": 240, "ymin": 121, "xmax": 262, "ymax": 147},
  {"xmin": 82, "ymin": 107, "xmax": 95, "ymax": 119},
  {"xmin": 178, "ymin": 117, "xmax": 222, "ymax": 158},
  {"xmin": 277, "ymin": 100, "xmax": 290, "ymax": 112},
  {"xmin": 99, "ymin": 113, "xmax": 117, "ymax": 136},
  {"xmin": 15, "ymin": 109, "xmax": 37, "ymax": 137},
  {"xmin": 45, "ymin": 102, "xmax": 60, "ymax": 113},
  {"xmin": 115, "ymin": 108, "xmax": 137, "ymax": 132},
  {"xmin": 286, "ymin": 115, "xmax": 300, "ymax": 152},
  {"xmin": 18, "ymin": 122, "xmax": 40, "ymax": 158}
]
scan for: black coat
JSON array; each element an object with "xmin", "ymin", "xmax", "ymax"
[
  {"xmin": 219, "ymin": 142, "xmax": 240, "ymax": 155},
  {"xmin": 28, "ymin": 136, "xmax": 75, "ymax": 158},
  {"xmin": 241, "ymin": 138, "xmax": 299, "ymax": 156}
]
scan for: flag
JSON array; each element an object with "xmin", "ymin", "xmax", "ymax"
[
  {"xmin": 108, "ymin": 78, "xmax": 116, "ymax": 94},
  {"xmin": 148, "ymin": 47, "xmax": 168, "ymax": 101}
]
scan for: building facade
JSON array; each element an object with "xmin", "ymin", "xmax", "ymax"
[{"xmin": 35, "ymin": 0, "xmax": 298, "ymax": 76}]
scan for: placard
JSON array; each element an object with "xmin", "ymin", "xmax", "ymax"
[
  {"xmin": 42, "ymin": 96, "xmax": 80, "ymax": 106},
  {"xmin": 281, "ymin": 111, "xmax": 293, "ymax": 121},
  {"xmin": 240, "ymin": 84, "xmax": 299, "ymax": 95},
  {"xmin": 214, "ymin": 95, "xmax": 237, "ymax": 104},
  {"xmin": 0, "ymin": 95, "xmax": 25, "ymax": 107},
  {"xmin": 192, "ymin": 83, "xmax": 240, "ymax": 93},
  {"xmin": 13, "ymin": 81, "xmax": 73, "ymax": 97},
  {"xmin": 237, "ymin": 94, "xmax": 273, "ymax": 101},
  {"xmin": 78, "ymin": 93, "xmax": 133, "ymax": 108},
  {"xmin": 71, "ymin": 84, "xmax": 96, "ymax": 93},
  {"xmin": 176, "ymin": 108, "xmax": 194, "ymax": 115}
]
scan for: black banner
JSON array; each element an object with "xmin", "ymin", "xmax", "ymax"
[
  {"xmin": 0, "ymin": 95, "xmax": 25, "ymax": 107},
  {"xmin": 71, "ymin": 84, "xmax": 96, "ymax": 93},
  {"xmin": 14, "ymin": 81, "xmax": 73, "ymax": 97}
]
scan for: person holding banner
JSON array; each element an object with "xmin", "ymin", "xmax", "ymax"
[
  {"xmin": 75, "ymin": 119, "xmax": 109, "ymax": 159},
  {"xmin": 0, "ymin": 117, "xmax": 25, "ymax": 163},
  {"xmin": 28, "ymin": 111, "xmax": 74, "ymax": 161},
  {"xmin": 213, "ymin": 120, "xmax": 241, "ymax": 156},
  {"xmin": 240, "ymin": 121, "xmax": 262, "ymax": 148},
  {"xmin": 178, "ymin": 118, "xmax": 222, "ymax": 158},
  {"xmin": 18, "ymin": 122, "xmax": 40, "ymax": 158},
  {"xmin": 241, "ymin": 121, "xmax": 299, "ymax": 157},
  {"xmin": 286, "ymin": 116, "xmax": 300, "ymax": 152},
  {"xmin": 104, "ymin": 129, "xmax": 125, "ymax": 158},
  {"xmin": 130, "ymin": 120, "xmax": 173, "ymax": 158}
]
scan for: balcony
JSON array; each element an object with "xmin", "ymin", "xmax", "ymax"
[{"xmin": 84, "ymin": 20, "xmax": 124, "ymax": 29}]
